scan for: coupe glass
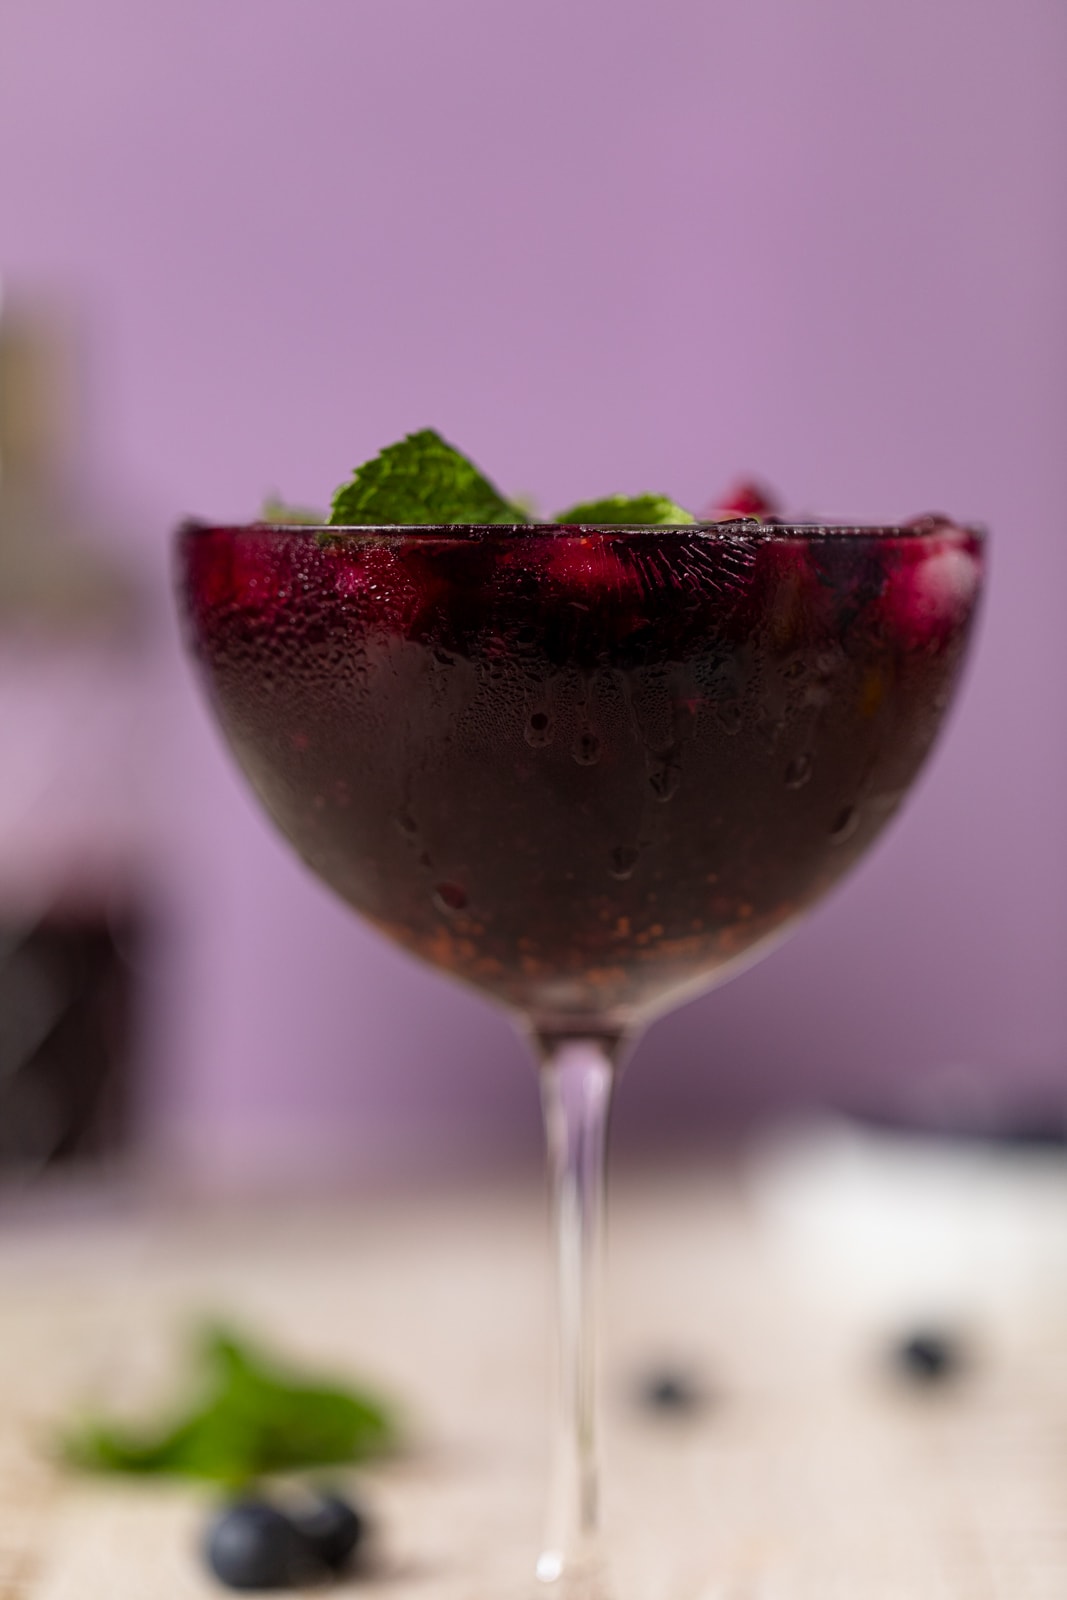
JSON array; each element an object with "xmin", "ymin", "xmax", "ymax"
[{"xmin": 177, "ymin": 516, "xmax": 983, "ymax": 1593}]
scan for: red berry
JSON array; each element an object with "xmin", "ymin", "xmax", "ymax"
[
  {"xmin": 757, "ymin": 538, "xmax": 828, "ymax": 645},
  {"xmin": 879, "ymin": 524, "xmax": 982, "ymax": 648},
  {"xmin": 330, "ymin": 540, "xmax": 423, "ymax": 634},
  {"xmin": 707, "ymin": 480, "xmax": 779, "ymax": 521},
  {"xmin": 539, "ymin": 533, "xmax": 640, "ymax": 600},
  {"xmin": 187, "ymin": 527, "xmax": 294, "ymax": 618}
]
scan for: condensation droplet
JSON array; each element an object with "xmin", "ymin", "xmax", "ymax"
[
  {"xmin": 829, "ymin": 805, "xmax": 860, "ymax": 844},
  {"xmin": 714, "ymin": 701, "xmax": 743, "ymax": 736},
  {"xmin": 649, "ymin": 756, "xmax": 681, "ymax": 802},
  {"xmin": 609, "ymin": 845, "xmax": 639, "ymax": 881},
  {"xmin": 868, "ymin": 788, "xmax": 906, "ymax": 816},
  {"xmin": 785, "ymin": 753, "xmax": 813, "ymax": 789},
  {"xmin": 395, "ymin": 810, "xmax": 419, "ymax": 837},
  {"xmin": 756, "ymin": 712, "xmax": 787, "ymax": 753},
  {"xmin": 434, "ymin": 881, "xmax": 468, "ymax": 912},
  {"xmin": 573, "ymin": 729, "xmax": 602, "ymax": 766},
  {"xmin": 525, "ymin": 710, "xmax": 554, "ymax": 747}
]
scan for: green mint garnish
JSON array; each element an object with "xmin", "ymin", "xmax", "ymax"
[
  {"xmin": 62, "ymin": 1325, "xmax": 397, "ymax": 1488},
  {"xmin": 259, "ymin": 495, "xmax": 325, "ymax": 525},
  {"xmin": 553, "ymin": 493, "xmax": 695, "ymax": 525},
  {"xmin": 324, "ymin": 431, "xmax": 701, "ymax": 527},
  {"xmin": 328, "ymin": 429, "xmax": 527, "ymax": 526}
]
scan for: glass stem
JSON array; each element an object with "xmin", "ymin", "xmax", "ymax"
[{"xmin": 535, "ymin": 1032, "xmax": 621, "ymax": 1590}]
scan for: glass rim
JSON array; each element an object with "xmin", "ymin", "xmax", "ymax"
[{"xmin": 181, "ymin": 517, "xmax": 985, "ymax": 543}]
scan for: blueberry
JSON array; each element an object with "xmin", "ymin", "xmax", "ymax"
[
  {"xmin": 636, "ymin": 1368, "xmax": 706, "ymax": 1415},
  {"xmin": 292, "ymin": 1492, "xmax": 365, "ymax": 1572},
  {"xmin": 893, "ymin": 1330, "xmax": 962, "ymax": 1384},
  {"xmin": 204, "ymin": 1499, "xmax": 323, "ymax": 1591}
]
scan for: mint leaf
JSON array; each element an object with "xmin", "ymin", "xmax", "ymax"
[
  {"xmin": 329, "ymin": 429, "xmax": 526, "ymax": 526},
  {"xmin": 259, "ymin": 495, "xmax": 325, "ymax": 525},
  {"xmin": 62, "ymin": 1326, "xmax": 397, "ymax": 1488},
  {"xmin": 553, "ymin": 493, "xmax": 695, "ymax": 525}
]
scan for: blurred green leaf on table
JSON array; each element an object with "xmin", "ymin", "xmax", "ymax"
[{"xmin": 62, "ymin": 1325, "xmax": 397, "ymax": 1488}]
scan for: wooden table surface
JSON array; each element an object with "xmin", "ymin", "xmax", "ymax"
[{"xmin": 3, "ymin": 1127, "xmax": 1067, "ymax": 1599}]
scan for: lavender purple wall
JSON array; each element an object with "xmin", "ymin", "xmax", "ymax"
[{"xmin": 2, "ymin": 1, "xmax": 1065, "ymax": 1177}]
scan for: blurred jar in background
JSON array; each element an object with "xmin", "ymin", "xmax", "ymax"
[{"xmin": 0, "ymin": 288, "xmax": 153, "ymax": 1179}]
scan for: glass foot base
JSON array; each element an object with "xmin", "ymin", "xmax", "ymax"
[{"xmin": 536, "ymin": 1544, "xmax": 613, "ymax": 1600}]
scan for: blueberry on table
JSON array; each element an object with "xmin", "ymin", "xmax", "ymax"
[
  {"xmin": 204, "ymin": 1499, "xmax": 323, "ymax": 1591},
  {"xmin": 636, "ymin": 1368, "xmax": 707, "ymax": 1415},
  {"xmin": 292, "ymin": 1491, "xmax": 365, "ymax": 1572},
  {"xmin": 893, "ymin": 1330, "xmax": 963, "ymax": 1384}
]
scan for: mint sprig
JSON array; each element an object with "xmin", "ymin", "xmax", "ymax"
[
  {"xmin": 328, "ymin": 429, "xmax": 527, "ymax": 526},
  {"xmin": 325, "ymin": 431, "xmax": 700, "ymax": 527},
  {"xmin": 259, "ymin": 495, "xmax": 325, "ymax": 526},
  {"xmin": 553, "ymin": 493, "xmax": 695, "ymax": 526},
  {"xmin": 62, "ymin": 1326, "xmax": 397, "ymax": 1488}
]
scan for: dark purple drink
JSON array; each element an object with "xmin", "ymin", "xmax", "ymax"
[{"xmin": 179, "ymin": 519, "xmax": 982, "ymax": 1035}]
